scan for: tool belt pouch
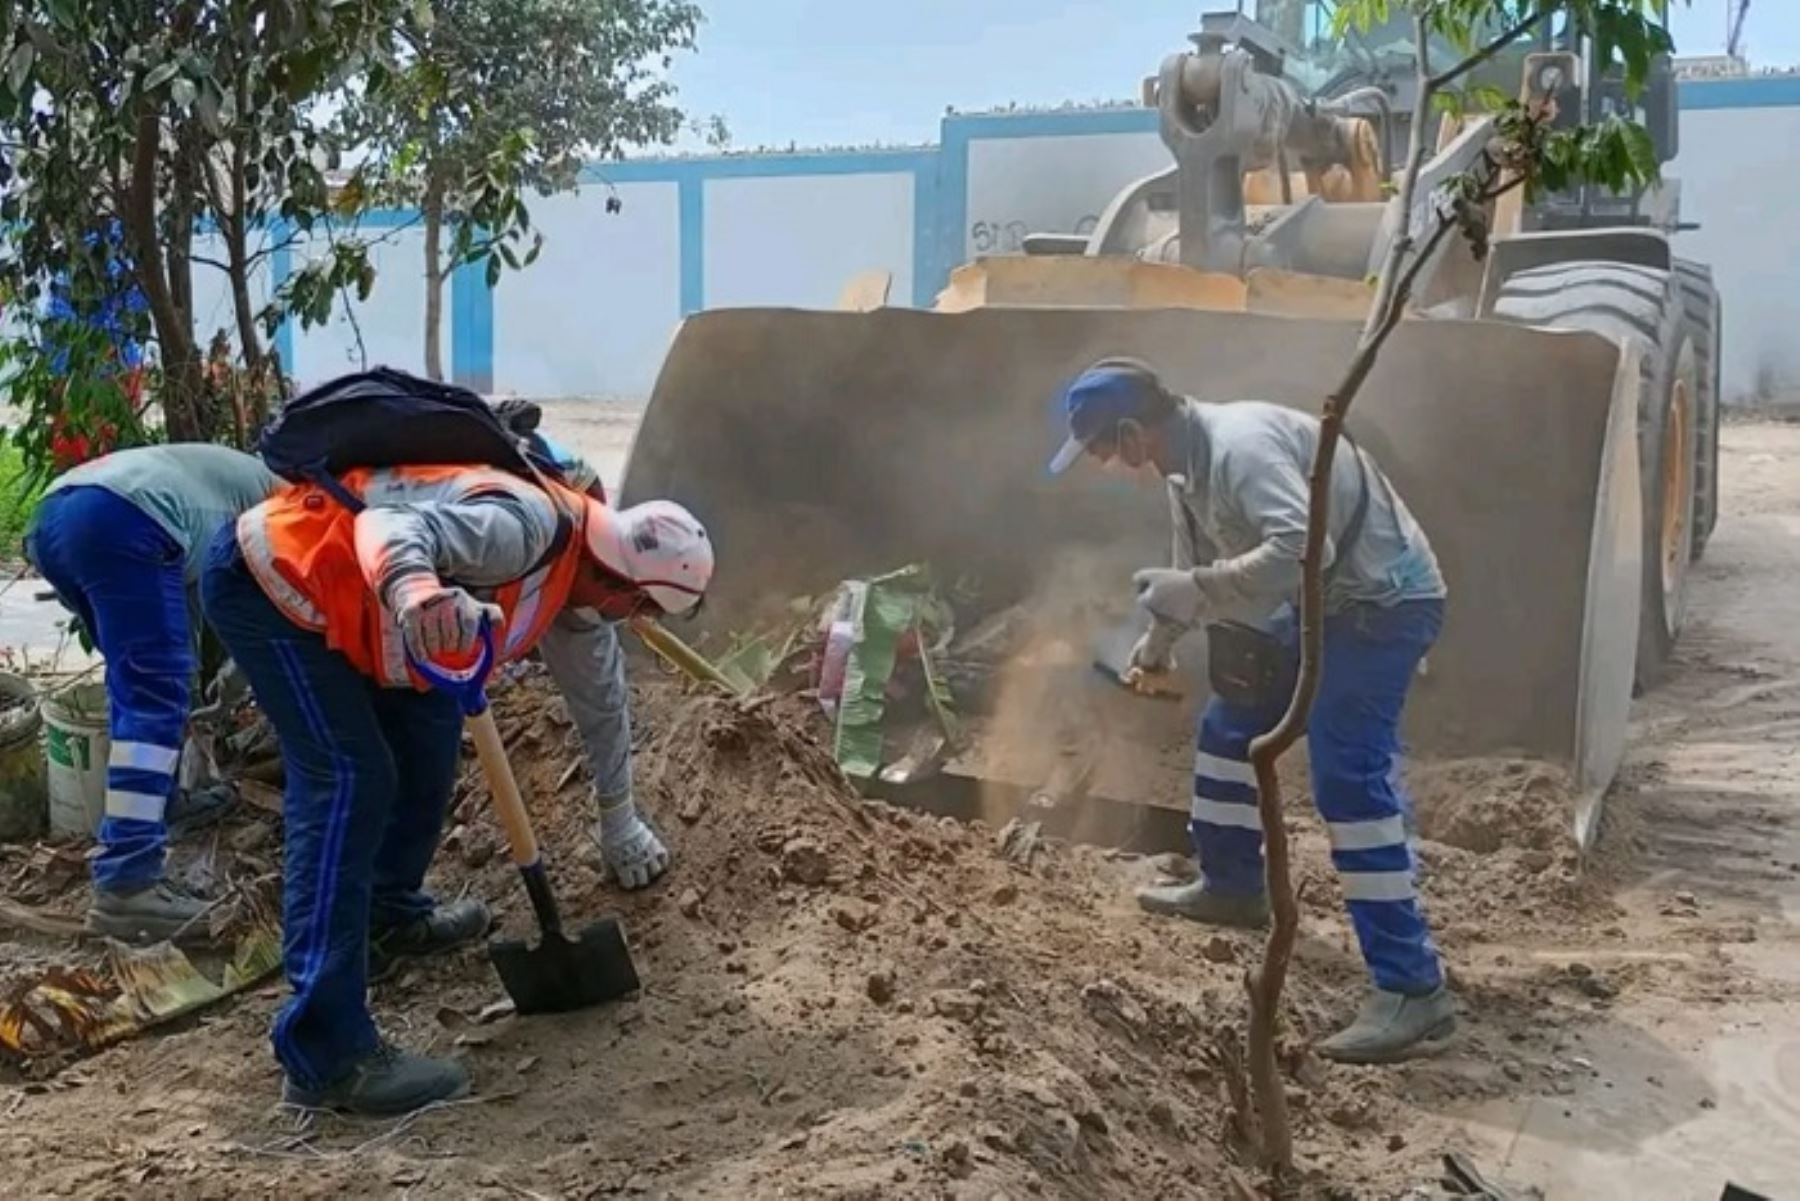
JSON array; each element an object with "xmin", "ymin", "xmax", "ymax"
[{"xmin": 1204, "ymin": 620, "xmax": 1290, "ymax": 710}]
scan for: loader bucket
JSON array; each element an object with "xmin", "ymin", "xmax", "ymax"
[{"xmin": 623, "ymin": 306, "xmax": 1642, "ymax": 843}]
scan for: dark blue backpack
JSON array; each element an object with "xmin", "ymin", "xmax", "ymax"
[{"xmin": 258, "ymin": 367, "xmax": 564, "ymax": 515}]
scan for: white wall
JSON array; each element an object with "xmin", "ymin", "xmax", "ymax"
[
  {"xmin": 494, "ymin": 181, "xmax": 681, "ymax": 399},
  {"xmin": 703, "ymin": 172, "xmax": 915, "ymax": 309},
  {"xmin": 289, "ymin": 223, "xmax": 443, "ymax": 387},
  {"xmin": 963, "ymin": 131, "xmax": 1170, "ymax": 258},
  {"xmin": 1671, "ymin": 105, "xmax": 1800, "ymax": 403}
]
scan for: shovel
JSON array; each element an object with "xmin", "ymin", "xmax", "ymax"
[{"xmin": 413, "ymin": 625, "xmax": 641, "ymax": 1014}]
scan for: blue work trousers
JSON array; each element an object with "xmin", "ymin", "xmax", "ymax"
[
  {"xmin": 28, "ymin": 486, "xmax": 192, "ymax": 891},
  {"xmin": 200, "ymin": 527, "xmax": 463, "ymax": 1090},
  {"xmin": 1189, "ymin": 600, "xmax": 1445, "ymax": 995}
]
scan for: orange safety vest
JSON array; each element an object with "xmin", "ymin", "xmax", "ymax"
[{"xmin": 237, "ymin": 465, "xmax": 588, "ymax": 688}]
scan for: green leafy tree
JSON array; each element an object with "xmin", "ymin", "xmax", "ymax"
[
  {"xmin": 342, "ymin": 0, "xmax": 701, "ymax": 381},
  {"xmin": 1236, "ymin": 0, "xmax": 1679, "ymax": 1180},
  {"xmin": 0, "ymin": 0, "xmax": 405, "ymax": 447}
]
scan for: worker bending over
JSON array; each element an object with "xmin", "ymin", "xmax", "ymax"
[
  {"xmin": 26, "ymin": 444, "xmax": 276, "ymax": 942},
  {"xmin": 201, "ymin": 461, "xmax": 711, "ymax": 1115},
  {"xmin": 1048, "ymin": 358, "xmax": 1452, "ymax": 1064}
]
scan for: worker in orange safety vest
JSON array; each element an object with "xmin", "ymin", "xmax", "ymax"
[{"xmin": 200, "ymin": 459, "xmax": 712, "ymax": 1116}]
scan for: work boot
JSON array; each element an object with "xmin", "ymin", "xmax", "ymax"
[
  {"xmin": 1317, "ymin": 986, "xmax": 1456, "ymax": 1064},
  {"xmin": 369, "ymin": 897, "xmax": 492, "ymax": 981},
  {"xmin": 282, "ymin": 1041, "xmax": 470, "ymax": 1116},
  {"xmin": 1135, "ymin": 879, "xmax": 1270, "ymax": 929},
  {"xmin": 86, "ymin": 880, "xmax": 211, "ymax": 945}
]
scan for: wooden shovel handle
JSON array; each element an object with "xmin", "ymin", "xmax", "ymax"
[
  {"xmin": 466, "ymin": 707, "xmax": 540, "ymax": 867},
  {"xmin": 630, "ymin": 617, "xmax": 741, "ymax": 693}
]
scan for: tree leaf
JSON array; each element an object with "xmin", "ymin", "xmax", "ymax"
[
  {"xmin": 171, "ymin": 76, "xmax": 197, "ymax": 111},
  {"xmin": 143, "ymin": 60, "xmax": 180, "ymax": 92},
  {"xmin": 5, "ymin": 41, "xmax": 34, "ymax": 97}
]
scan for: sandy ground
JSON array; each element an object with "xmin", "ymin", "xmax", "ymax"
[
  {"xmin": 1434, "ymin": 419, "xmax": 1800, "ymax": 1196},
  {"xmin": 0, "ymin": 419, "xmax": 1794, "ymax": 1198},
  {"xmin": 534, "ymin": 398, "xmax": 644, "ymax": 498}
]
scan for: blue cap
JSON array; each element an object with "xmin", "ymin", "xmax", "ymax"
[{"xmin": 1047, "ymin": 365, "xmax": 1162, "ymax": 474}]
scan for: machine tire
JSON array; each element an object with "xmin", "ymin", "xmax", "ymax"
[
  {"xmin": 1674, "ymin": 258, "xmax": 1722, "ymax": 558},
  {"xmin": 1492, "ymin": 260, "xmax": 1698, "ymax": 690}
]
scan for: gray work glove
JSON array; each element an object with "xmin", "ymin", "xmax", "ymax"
[
  {"xmin": 1133, "ymin": 567, "xmax": 1204, "ymax": 628},
  {"xmin": 393, "ymin": 580, "xmax": 503, "ymax": 662},
  {"xmin": 589, "ymin": 796, "xmax": 671, "ymax": 890}
]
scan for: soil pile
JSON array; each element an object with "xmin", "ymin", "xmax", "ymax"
[
  {"xmin": 0, "ymin": 669, "xmax": 1638, "ymax": 1199},
  {"xmin": 313, "ymin": 667, "xmax": 1450, "ymax": 1200}
]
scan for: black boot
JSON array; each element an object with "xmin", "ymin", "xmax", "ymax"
[
  {"xmin": 369, "ymin": 897, "xmax": 492, "ymax": 980},
  {"xmin": 282, "ymin": 1041, "xmax": 469, "ymax": 1116}
]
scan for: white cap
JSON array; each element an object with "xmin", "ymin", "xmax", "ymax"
[{"xmin": 583, "ymin": 499, "xmax": 713, "ymax": 616}]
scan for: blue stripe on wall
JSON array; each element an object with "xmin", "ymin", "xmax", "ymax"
[
  {"xmin": 269, "ymin": 217, "xmax": 296, "ymax": 374},
  {"xmin": 678, "ymin": 178, "xmax": 705, "ymax": 315},
  {"xmin": 1680, "ymin": 75, "xmax": 1800, "ymax": 110},
  {"xmin": 450, "ymin": 257, "xmax": 493, "ymax": 391},
  {"xmin": 910, "ymin": 164, "xmax": 939, "ymax": 307}
]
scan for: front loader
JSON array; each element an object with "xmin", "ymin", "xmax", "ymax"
[{"xmin": 623, "ymin": 5, "xmax": 1720, "ymax": 849}]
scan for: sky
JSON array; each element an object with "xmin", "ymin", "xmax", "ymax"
[{"xmin": 667, "ymin": 1, "xmax": 1795, "ymax": 151}]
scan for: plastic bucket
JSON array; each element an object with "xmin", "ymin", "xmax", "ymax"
[
  {"xmin": 0, "ymin": 671, "xmax": 47, "ymax": 842},
  {"xmin": 43, "ymin": 681, "xmax": 108, "ymax": 837}
]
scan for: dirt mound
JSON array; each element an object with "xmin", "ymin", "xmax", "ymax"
[
  {"xmin": 387, "ymin": 668, "xmax": 1433, "ymax": 1200},
  {"xmin": 0, "ymin": 669, "xmax": 1616, "ymax": 1199},
  {"xmin": 1410, "ymin": 757, "xmax": 1574, "ymax": 854}
]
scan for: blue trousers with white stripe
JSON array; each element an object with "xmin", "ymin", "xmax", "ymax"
[
  {"xmin": 28, "ymin": 486, "xmax": 193, "ymax": 891},
  {"xmin": 201, "ymin": 530, "xmax": 464, "ymax": 1089},
  {"xmin": 1191, "ymin": 600, "xmax": 1445, "ymax": 995}
]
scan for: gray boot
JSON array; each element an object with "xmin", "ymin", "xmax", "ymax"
[
  {"xmin": 282, "ymin": 1041, "xmax": 470, "ymax": 1116},
  {"xmin": 1135, "ymin": 879, "xmax": 1270, "ymax": 929},
  {"xmin": 86, "ymin": 881, "xmax": 211, "ymax": 945},
  {"xmin": 1317, "ymin": 986, "xmax": 1456, "ymax": 1064}
]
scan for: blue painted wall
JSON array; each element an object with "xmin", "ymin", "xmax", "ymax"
[{"xmin": 279, "ymin": 76, "xmax": 1793, "ymax": 397}]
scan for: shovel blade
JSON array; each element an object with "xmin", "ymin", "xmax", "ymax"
[{"xmin": 489, "ymin": 917, "xmax": 641, "ymax": 1015}]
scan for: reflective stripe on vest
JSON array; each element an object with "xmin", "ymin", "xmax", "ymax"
[
  {"xmin": 237, "ymin": 507, "xmax": 327, "ymax": 630},
  {"xmin": 237, "ymin": 465, "xmax": 587, "ymax": 687}
]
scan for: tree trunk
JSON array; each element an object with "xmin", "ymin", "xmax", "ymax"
[
  {"xmin": 1241, "ymin": 18, "xmax": 1444, "ymax": 1176},
  {"xmin": 225, "ymin": 149, "xmax": 265, "ymax": 377},
  {"xmin": 422, "ymin": 176, "xmax": 446, "ymax": 382},
  {"xmin": 122, "ymin": 111, "xmax": 204, "ymax": 442}
]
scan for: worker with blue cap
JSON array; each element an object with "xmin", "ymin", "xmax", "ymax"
[{"xmin": 1048, "ymin": 357, "xmax": 1454, "ymax": 1064}]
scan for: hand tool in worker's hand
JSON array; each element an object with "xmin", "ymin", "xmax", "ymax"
[
  {"xmin": 413, "ymin": 624, "xmax": 640, "ymax": 1014},
  {"xmin": 1090, "ymin": 615, "xmax": 1184, "ymax": 701}
]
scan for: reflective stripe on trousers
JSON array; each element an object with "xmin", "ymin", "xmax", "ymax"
[
  {"xmin": 27, "ymin": 486, "xmax": 193, "ymax": 890},
  {"xmin": 1186, "ymin": 599, "xmax": 1446, "ymax": 994}
]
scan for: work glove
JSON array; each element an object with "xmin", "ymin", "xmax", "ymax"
[
  {"xmin": 1128, "ymin": 621, "xmax": 1181, "ymax": 676},
  {"xmin": 1132, "ymin": 567, "xmax": 1204, "ymax": 628},
  {"xmin": 590, "ymin": 796, "xmax": 671, "ymax": 890},
  {"xmin": 393, "ymin": 580, "xmax": 504, "ymax": 663},
  {"xmin": 1122, "ymin": 620, "xmax": 1184, "ymax": 697}
]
